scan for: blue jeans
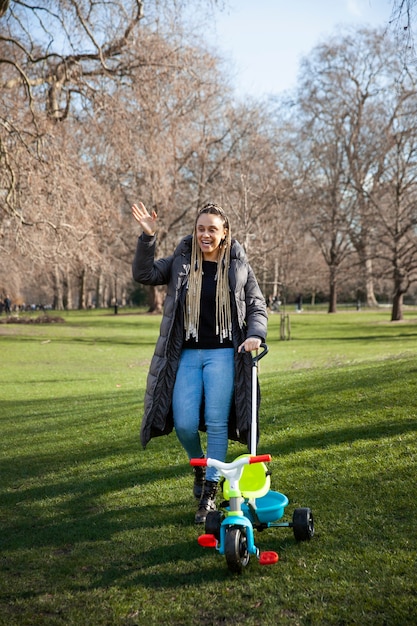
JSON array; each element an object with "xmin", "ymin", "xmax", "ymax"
[{"xmin": 172, "ymin": 348, "xmax": 235, "ymax": 482}]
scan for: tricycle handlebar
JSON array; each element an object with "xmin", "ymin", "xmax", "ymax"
[
  {"xmin": 249, "ymin": 454, "xmax": 272, "ymax": 464},
  {"xmin": 190, "ymin": 458, "xmax": 207, "ymax": 467},
  {"xmin": 190, "ymin": 454, "xmax": 271, "ymax": 469}
]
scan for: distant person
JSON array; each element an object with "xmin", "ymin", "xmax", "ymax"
[
  {"xmin": 271, "ymin": 295, "xmax": 280, "ymax": 312},
  {"xmin": 296, "ymin": 293, "xmax": 303, "ymax": 313},
  {"xmin": 4, "ymin": 295, "xmax": 11, "ymax": 314},
  {"xmin": 131, "ymin": 201, "xmax": 268, "ymax": 523}
]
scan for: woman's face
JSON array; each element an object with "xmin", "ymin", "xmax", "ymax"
[{"xmin": 196, "ymin": 212, "xmax": 227, "ymax": 261}]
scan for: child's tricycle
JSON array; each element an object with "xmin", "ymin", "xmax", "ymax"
[{"xmin": 190, "ymin": 343, "xmax": 314, "ymax": 573}]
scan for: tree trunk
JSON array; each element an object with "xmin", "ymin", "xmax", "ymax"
[
  {"xmin": 391, "ymin": 291, "xmax": 403, "ymax": 321},
  {"xmin": 261, "ymin": 266, "xmax": 267, "ymax": 296},
  {"xmin": 148, "ymin": 285, "xmax": 165, "ymax": 314},
  {"xmin": 65, "ymin": 266, "xmax": 73, "ymax": 310},
  {"xmin": 96, "ymin": 272, "xmax": 104, "ymax": 309},
  {"xmin": 78, "ymin": 268, "xmax": 87, "ymax": 310},
  {"xmin": 103, "ymin": 283, "xmax": 110, "ymax": 308},
  {"xmin": 364, "ymin": 257, "xmax": 378, "ymax": 308},
  {"xmin": 273, "ymin": 258, "xmax": 280, "ymax": 298},
  {"xmin": 328, "ymin": 266, "xmax": 337, "ymax": 313},
  {"xmin": 391, "ymin": 265, "xmax": 406, "ymax": 321},
  {"xmin": 121, "ymin": 288, "xmax": 127, "ymax": 307},
  {"xmin": 52, "ymin": 264, "xmax": 64, "ymax": 310}
]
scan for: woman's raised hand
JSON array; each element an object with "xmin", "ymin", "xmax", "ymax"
[{"xmin": 131, "ymin": 202, "xmax": 158, "ymax": 236}]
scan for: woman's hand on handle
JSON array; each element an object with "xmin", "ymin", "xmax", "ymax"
[
  {"xmin": 131, "ymin": 201, "xmax": 158, "ymax": 236},
  {"xmin": 238, "ymin": 336, "xmax": 262, "ymax": 354}
]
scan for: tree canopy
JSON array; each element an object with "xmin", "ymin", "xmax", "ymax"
[{"xmin": 1, "ymin": 1, "xmax": 417, "ymax": 321}]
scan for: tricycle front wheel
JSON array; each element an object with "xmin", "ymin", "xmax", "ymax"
[{"xmin": 224, "ymin": 526, "xmax": 250, "ymax": 574}]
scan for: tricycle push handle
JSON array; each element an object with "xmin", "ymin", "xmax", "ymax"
[
  {"xmin": 252, "ymin": 343, "xmax": 268, "ymax": 364},
  {"xmin": 240, "ymin": 343, "xmax": 268, "ymax": 363}
]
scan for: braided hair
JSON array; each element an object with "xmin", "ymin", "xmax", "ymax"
[{"xmin": 185, "ymin": 203, "xmax": 232, "ymax": 343}]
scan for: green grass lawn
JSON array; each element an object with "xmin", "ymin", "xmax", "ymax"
[{"xmin": 1, "ymin": 308, "xmax": 416, "ymax": 625}]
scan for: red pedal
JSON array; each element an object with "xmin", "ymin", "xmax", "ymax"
[
  {"xmin": 198, "ymin": 534, "xmax": 217, "ymax": 548},
  {"xmin": 259, "ymin": 551, "xmax": 279, "ymax": 565}
]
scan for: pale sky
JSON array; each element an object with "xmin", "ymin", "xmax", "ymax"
[{"xmin": 209, "ymin": 0, "xmax": 394, "ymax": 98}]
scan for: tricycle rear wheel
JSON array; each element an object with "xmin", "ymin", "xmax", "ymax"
[
  {"xmin": 292, "ymin": 507, "xmax": 314, "ymax": 541},
  {"xmin": 224, "ymin": 526, "xmax": 250, "ymax": 573}
]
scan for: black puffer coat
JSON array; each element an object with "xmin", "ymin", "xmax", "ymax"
[{"xmin": 132, "ymin": 233, "xmax": 268, "ymax": 449}]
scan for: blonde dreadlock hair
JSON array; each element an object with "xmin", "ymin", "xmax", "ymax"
[{"xmin": 185, "ymin": 203, "xmax": 232, "ymax": 343}]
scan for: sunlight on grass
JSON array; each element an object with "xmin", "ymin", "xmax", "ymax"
[{"xmin": 1, "ymin": 309, "xmax": 416, "ymax": 625}]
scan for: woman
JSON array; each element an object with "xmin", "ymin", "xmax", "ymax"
[{"xmin": 131, "ymin": 201, "xmax": 267, "ymax": 523}]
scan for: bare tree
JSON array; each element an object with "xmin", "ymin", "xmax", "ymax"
[
  {"xmin": 0, "ymin": 1, "xmax": 144, "ymax": 203},
  {"xmin": 290, "ymin": 49, "xmax": 359, "ymax": 313},
  {"xmin": 287, "ymin": 26, "xmax": 417, "ymax": 317},
  {"xmin": 390, "ymin": 0, "xmax": 417, "ymax": 63},
  {"xmin": 370, "ymin": 94, "xmax": 417, "ymax": 321},
  {"xmin": 87, "ymin": 33, "xmax": 239, "ymax": 311},
  {"xmin": 0, "ymin": 2, "xmax": 220, "ymax": 242},
  {"xmin": 0, "ymin": 0, "xmax": 229, "ymax": 307},
  {"xmin": 209, "ymin": 103, "xmax": 308, "ymax": 303}
]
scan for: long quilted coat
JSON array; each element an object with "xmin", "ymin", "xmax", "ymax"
[{"xmin": 132, "ymin": 233, "xmax": 268, "ymax": 449}]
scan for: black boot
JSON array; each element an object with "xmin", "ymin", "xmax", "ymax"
[
  {"xmin": 195, "ymin": 480, "xmax": 218, "ymax": 524},
  {"xmin": 193, "ymin": 465, "xmax": 206, "ymax": 500}
]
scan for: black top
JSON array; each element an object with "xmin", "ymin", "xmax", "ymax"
[{"xmin": 184, "ymin": 260, "xmax": 233, "ymax": 349}]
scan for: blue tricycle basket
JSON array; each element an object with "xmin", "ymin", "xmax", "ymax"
[{"xmin": 242, "ymin": 490, "xmax": 289, "ymax": 523}]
